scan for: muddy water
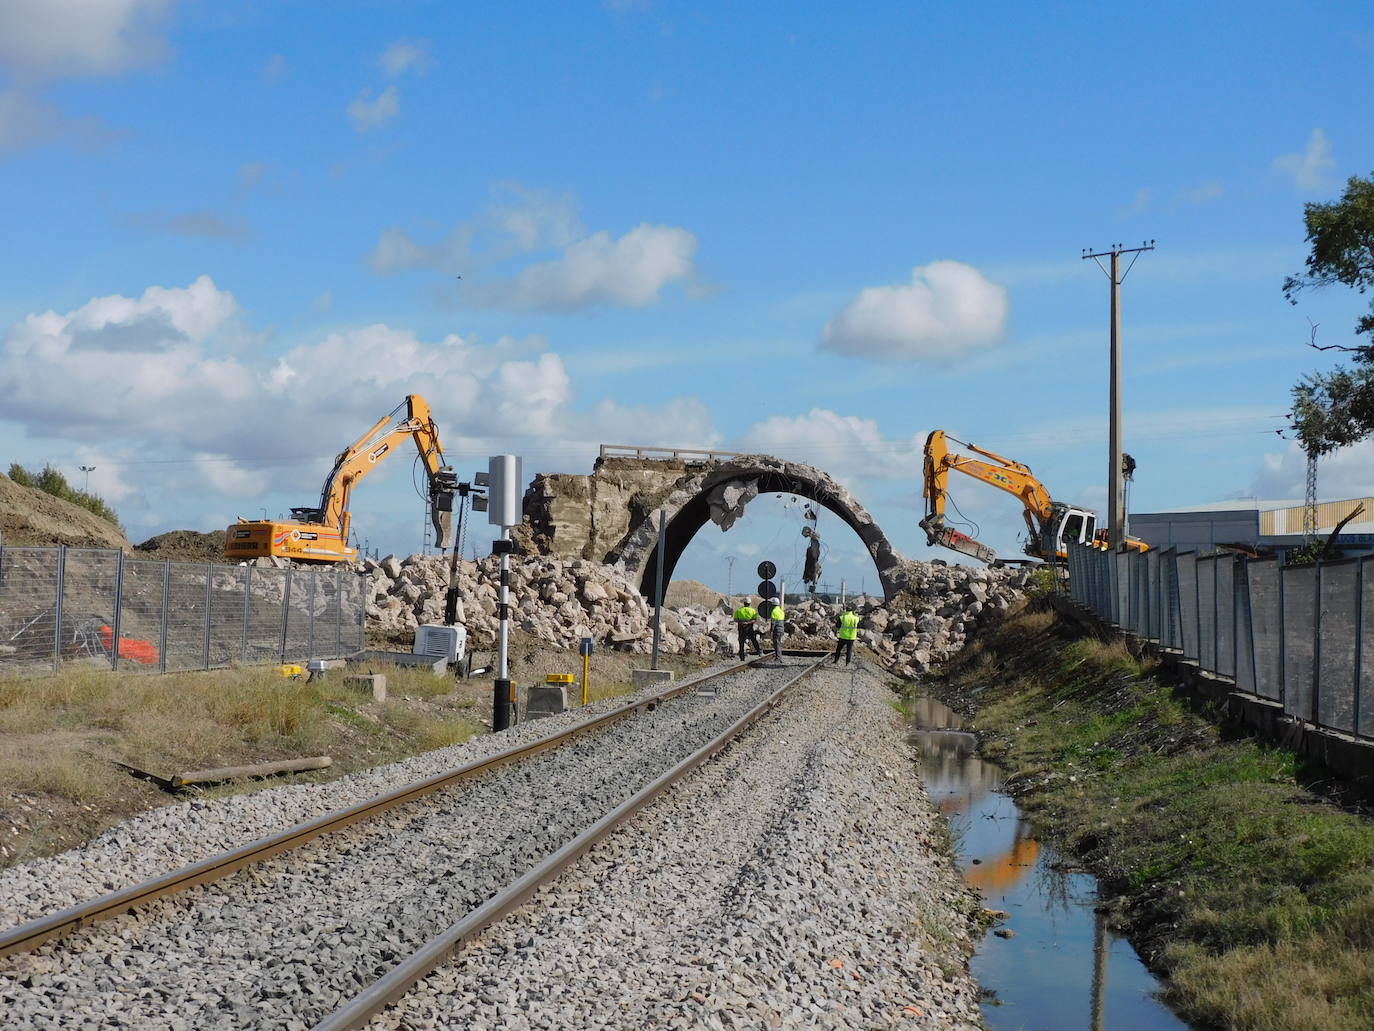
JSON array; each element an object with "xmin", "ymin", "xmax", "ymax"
[{"xmin": 909, "ymin": 697, "xmax": 1191, "ymax": 1031}]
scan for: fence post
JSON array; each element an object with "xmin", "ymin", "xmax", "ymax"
[
  {"xmin": 1312, "ymin": 561, "xmax": 1323, "ymax": 725},
  {"xmin": 159, "ymin": 560, "xmax": 170, "ymax": 674},
  {"xmin": 111, "ymin": 550, "xmax": 125, "ymax": 671},
  {"xmin": 1354, "ymin": 560, "xmax": 1364, "ymax": 737},
  {"xmin": 307, "ymin": 568, "xmax": 318, "ymax": 661},
  {"xmin": 335, "ymin": 565, "xmax": 343, "ymax": 658},
  {"xmin": 52, "ymin": 545, "xmax": 67, "ymax": 672},
  {"xmin": 280, "ymin": 567, "xmax": 293, "ymax": 663},
  {"xmin": 1277, "ymin": 561, "xmax": 1286, "ymax": 707},
  {"xmin": 1211, "ymin": 556, "xmax": 1220, "ymax": 673},
  {"xmin": 202, "ymin": 562, "xmax": 213, "ymax": 670},
  {"xmin": 241, "ymin": 565, "xmax": 253, "ymax": 664}
]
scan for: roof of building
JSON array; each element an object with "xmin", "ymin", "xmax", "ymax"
[{"xmin": 1133, "ymin": 498, "xmax": 1301, "ymax": 517}]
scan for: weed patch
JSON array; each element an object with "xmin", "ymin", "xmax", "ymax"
[{"xmin": 940, "ymin": 607, "xmax": 1374, "ymax": 1031}]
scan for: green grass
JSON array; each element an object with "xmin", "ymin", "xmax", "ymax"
[{"xmin": 942, "ymin": 607, "xmax": 1374, "ymax": 1031}]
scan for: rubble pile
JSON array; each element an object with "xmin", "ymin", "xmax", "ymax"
[{"xmin": 363, "ymin": 553, "xmax": 1028, "ymax": 675}]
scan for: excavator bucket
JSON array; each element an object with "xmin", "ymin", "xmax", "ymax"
[{"xmin": 919, "ymin": 515, "xmax": 999, "ymax": 565}]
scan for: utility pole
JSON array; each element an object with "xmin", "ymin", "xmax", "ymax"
[
  {"xmin": 78, "ymin": 465, "xmax": 96, "ymax": 492},
  {"xmin": 1082, "ymin": 240, "xmax": 1154, "ymax": 549},
  {"xmin": 726, "ymin": 556, "xmax": 736, "ymax": 595}
]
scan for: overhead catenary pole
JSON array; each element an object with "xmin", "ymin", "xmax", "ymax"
[{"xmin": 1082, "ymin": 240, "xmax": 1154, "ymax": 550}]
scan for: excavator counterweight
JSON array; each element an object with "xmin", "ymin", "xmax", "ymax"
[{"xmin": 224, "ymin": 395, "xmax": 455, "ymax": 564}]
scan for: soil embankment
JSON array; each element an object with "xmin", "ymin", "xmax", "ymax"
[
  {"xmin": 934, "ymin": 606, "xmax": 1374, "ymax": 1031},
  {"xmin": 0, "ymin": 473, "xmax": 130, "ymax": 550}
]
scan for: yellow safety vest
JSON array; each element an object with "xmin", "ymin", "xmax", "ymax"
[
  {"xmin": 733, "ymin": 606, "xmax": 758, "ymax": 622},
  {"xmin": 838, "ymin": 611, "xmax": 860, "ymax": 640},
  {"xmin": 769, "ymin": 606, "xmax": 785, "ymax": 622}
]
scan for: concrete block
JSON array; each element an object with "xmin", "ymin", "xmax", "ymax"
[
  {"xmin": 526, "ymin": 684, "xmax": 566, "ymax": 720},
  {"xmin": 344, "ymin": 673, "xmax": 387, "ymax": 703},
  {"xmin": 631, "ymin": 669, "xmax": 675, "ymax": 690}
]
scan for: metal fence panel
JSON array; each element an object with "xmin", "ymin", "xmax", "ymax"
[
  {"xmin": 1197, "ymin": 555, "xmax": 1217, "ymax": 672},
  {"xmin": 1145, "ymin": 550, "xmax": 1159, "ymax": 640},
  {"xmin": 1177, "ymin": 552, "xmax": 1200, "ymax": 660},
  {"xmin": 1161, "ymin": 548, "xmax": 1181, "ymax": 650},
  {"xmin": 1234, "ymin": 558, "xmax": 1257, "ymax": 695},
  {"xmin": 1215, "ymin": 556, "xmax": 1236, "ymax": 679},
  {"xmin": 282, "ymin": 568, "xmax": 314, "ymax": 662},
  {"xmin": 1282, "ymin": 564, "xmax": 1317, "ymax": 722},
  {"xmin": 1069, "ymin": 546, "xmax": 1085, "ymax": 605},
  {"xmin": 245, "ymin": 566, "xmax": 289, "ymax": 664},
  {"xmin": 1360, "ymin": 557, "xmax": 1374, "ymax": 739},
  {"xmin": 56, "ymin": 548, "xmax": 120, "ymax": 666},
  {"xmin": 117, "ymin": 559, "xmax": 169, "ymax": 673},
  {"xmin": 207, "ymin": 566, "xmax": 248, "ymax": 670},
  {"xmin": 1317, "ymin": 560, "xmax": 1359, "ymax": 734},
  {"xmin": 163, "ymin": 562, "xmax": 210, "ymax": 672},
  {"xmin": 1249, "ymin": 559, "xmax": 1283, "ymax": 701},
  {"xmin": 1114, "ymin": 551, "xmax": 1129, "ymax": 627},
  {"xmin": 0, "ymin": 547, "xmax": 60, "ymax": 670}
]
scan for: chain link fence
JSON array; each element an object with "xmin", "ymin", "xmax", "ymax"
[
  {"xmin": 1067, "ymin": 544, "xmax": 1374, "ymax": 740},
  {"xmin": 0, "ymin": 546, "xmax": 367, "ymax": 676}
]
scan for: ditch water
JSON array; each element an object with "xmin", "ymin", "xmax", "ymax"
[{"xmin": 908, "ymin": 696, "xmax": 1192, "ymax": 1031}]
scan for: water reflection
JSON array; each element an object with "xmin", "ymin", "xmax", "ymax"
[{"xmin": 910, "ymin": 696, "xmax": 1190, "ymax": 1031}]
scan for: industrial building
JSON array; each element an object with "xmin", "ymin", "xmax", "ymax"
[{"xmin": 1129, "ymin": 497, "xmax": 1374, "ymax": 559}]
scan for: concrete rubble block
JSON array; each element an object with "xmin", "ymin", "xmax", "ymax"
[
  {"xmin": 631, "ymin": 669, "xmax": 674, "ymax": 689},
  {"xmin": 525, "ymin": 684, "xmax": 567, "ymax": 719},
  {"xmin": 344, "ymin": 673, "xmax": 387, "ymax": 702},
  {"xmin": 380, "ymin": 554, "xmax": 403, "ymax": 579}
]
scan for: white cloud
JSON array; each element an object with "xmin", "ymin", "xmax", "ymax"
[
  {"xmin": 262, "ymin": 53, "xmax": 288, "ymax": 83},
  {"xmin": 371, "ymin": 187, "xmax": 699, "ymax": 311},
  {"xmin": 123, "ymin": 208, "xmax": 249, "ymax": 240},
  {"xmin": 476, "ymin": 224, "xmax": 698, "ymax": 311},
  {"xmin": 1118, "ymin": 187, "xmax": 1152, "ymax": 217},
  {"xmin": 0, "ymin": 87, "xmax": 118, "ymax": 154},
  {"xmin": 0, "ymin": 0, "xmax": 174, "ymax": 80},
  {"xmin": 0, "ymin": 276, "xmax": 719, "ymax": 499},
  {"xmin": 819, "ymin": 260, "xmax": 1009, "ymax": 361},
  {"xmin": 1178, "ymin": 180, "xmax": 1224, "ymax": 205},
  {"xmin": 741, "ymin": 408, "xmax": 922, "ymax": 487},
  {"xmin": 1252, "ymin": 439, "xmax": 1374, "ymax": 501},
  {"xmin": 379, "ymin": 39, "xmax": 433, "ymax": 78},
  {"xmin": 1273, "ymin": 128, "xmax": 1335, "ymax": 192},
  {"xmin": 347, "ymin": 85, "xmax": 399, "ymax": 132},
  {"xmin": 312, "ymin": 289, "xmax": 333, "ymax": 312},
  {"xmin": 368, "ymin": 183, "xmax": 580, "ymax": 275}
]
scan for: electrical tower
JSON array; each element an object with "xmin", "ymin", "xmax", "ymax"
[
  {"xmin": 1082, "ymin": 241, "xmax": 1155, "ymax": 549},
  {"xmin": 1304, "ymin": 448, "xmax": 1318, "ymax": 542}
]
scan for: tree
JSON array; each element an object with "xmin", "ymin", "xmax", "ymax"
[{"xmin": 1285, "ymin": 173, "xmax": 1374, "ymax": 454}]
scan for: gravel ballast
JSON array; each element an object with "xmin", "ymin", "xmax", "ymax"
[
  {"xmin": 0, "ymin": 662, "xmax": 810, "ymax": 1029},
  {"xmin": 367, "ymin": 660, "xmax": 983, "ymax": 1030},
  {"xmin": 0, "ymin": 661, "xmax": 741, "ymax": 932}
]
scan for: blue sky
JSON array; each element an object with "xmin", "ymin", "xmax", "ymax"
[{"xmin": 1, "ymin": 1, "xmax": 1372, "ymax": 593}]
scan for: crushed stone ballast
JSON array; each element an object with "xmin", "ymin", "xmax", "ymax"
[{"xmin": 1, "ymin": 660, "xmax": 821, "ymax": 1029}]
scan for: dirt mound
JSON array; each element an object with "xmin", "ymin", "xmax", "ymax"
[
  {"xmin": 134, "ymin": 530, "xmax": 227, "ymax": 564},
  {"xmin": 664, "ymin": 579, "xmax": 728, "ymax": 609},
  {"xmin": 0, "ymin": 473, "xmax": 131, "ymax": 550}
]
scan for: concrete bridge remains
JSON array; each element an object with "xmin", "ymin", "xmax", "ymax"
[{"xmin": 513, "ymin": 445, "xmax": 909, "ymax": 602}]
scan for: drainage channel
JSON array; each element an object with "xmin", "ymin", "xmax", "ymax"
[{"xmin": 908, "ymin": 695, "xmax": 1192, "ymax": 1031}]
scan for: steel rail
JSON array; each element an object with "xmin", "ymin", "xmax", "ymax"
[
  {"xmin": 0, "ymin": 660, "xmax": 755, "ymax": 960},
  {"xmin": 312, "ymin": 658, "xmax": 825, "ymax": 1031}
]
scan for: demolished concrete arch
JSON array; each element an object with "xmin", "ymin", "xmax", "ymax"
[{"xmin": 593, "ymin": 455, "xmax": 907, "ymax": 603}]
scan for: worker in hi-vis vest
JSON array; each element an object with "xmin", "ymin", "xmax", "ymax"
[
  {"xmin": 832, "ymin": 607, "xmax": 860, "ymax": 665},
  {"xmin": 766, "ymin": 597, "xmax": 786, "ymax": 662},
  {"xmin": 733, "ymin": 598, "xmax": 762, "ymax": 660}
]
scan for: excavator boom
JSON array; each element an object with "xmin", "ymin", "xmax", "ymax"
[
  {"xmin": 224, "ymin": 395, "xmax": 456, "ymax": 564},
  {"xmin": 920, "ymin": 430, "xmax": 1141, "ymax": 564}
]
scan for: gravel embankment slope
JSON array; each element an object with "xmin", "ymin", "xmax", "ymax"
[
  {"xmin": 0, "ymin": 663, "xmax": 804, "ymax": 1029},
  {"xmin": 370, "ymin": 660, "xmax": 983, "ymax": 1031}
]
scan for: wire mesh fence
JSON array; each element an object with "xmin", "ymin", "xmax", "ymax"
[
  {"xmin": 1069, "ymin": 544, "xmax": 1372, "ymax": 741},
  {"xmin": 0, "ymin": 546, "xmax": 366, "ymax": 677}
]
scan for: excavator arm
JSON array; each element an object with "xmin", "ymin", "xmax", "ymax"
[
  {"xmin": 303, "ymin": 395, "xmax": 455, "ymax": 546},
  {"xmin": 226, "ymin": 394, "xmax": 456, "ymax": 564},
  {"xmin": 921, "ymin": 430, "xmax": 1059, "ymax": 563}
]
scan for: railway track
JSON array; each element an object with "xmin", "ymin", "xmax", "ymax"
[{"xmin": 1, "ymin": 658, "xmax": 823, "ymax": 1030}]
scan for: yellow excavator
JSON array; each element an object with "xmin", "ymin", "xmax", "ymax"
[
  {"xmin": 920, "ymin": 430, "xmax": 1147, "ymax": 565},
  {"xmin": 224, "ymin": 395, "xmax": 457, "ymax": 563}
]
